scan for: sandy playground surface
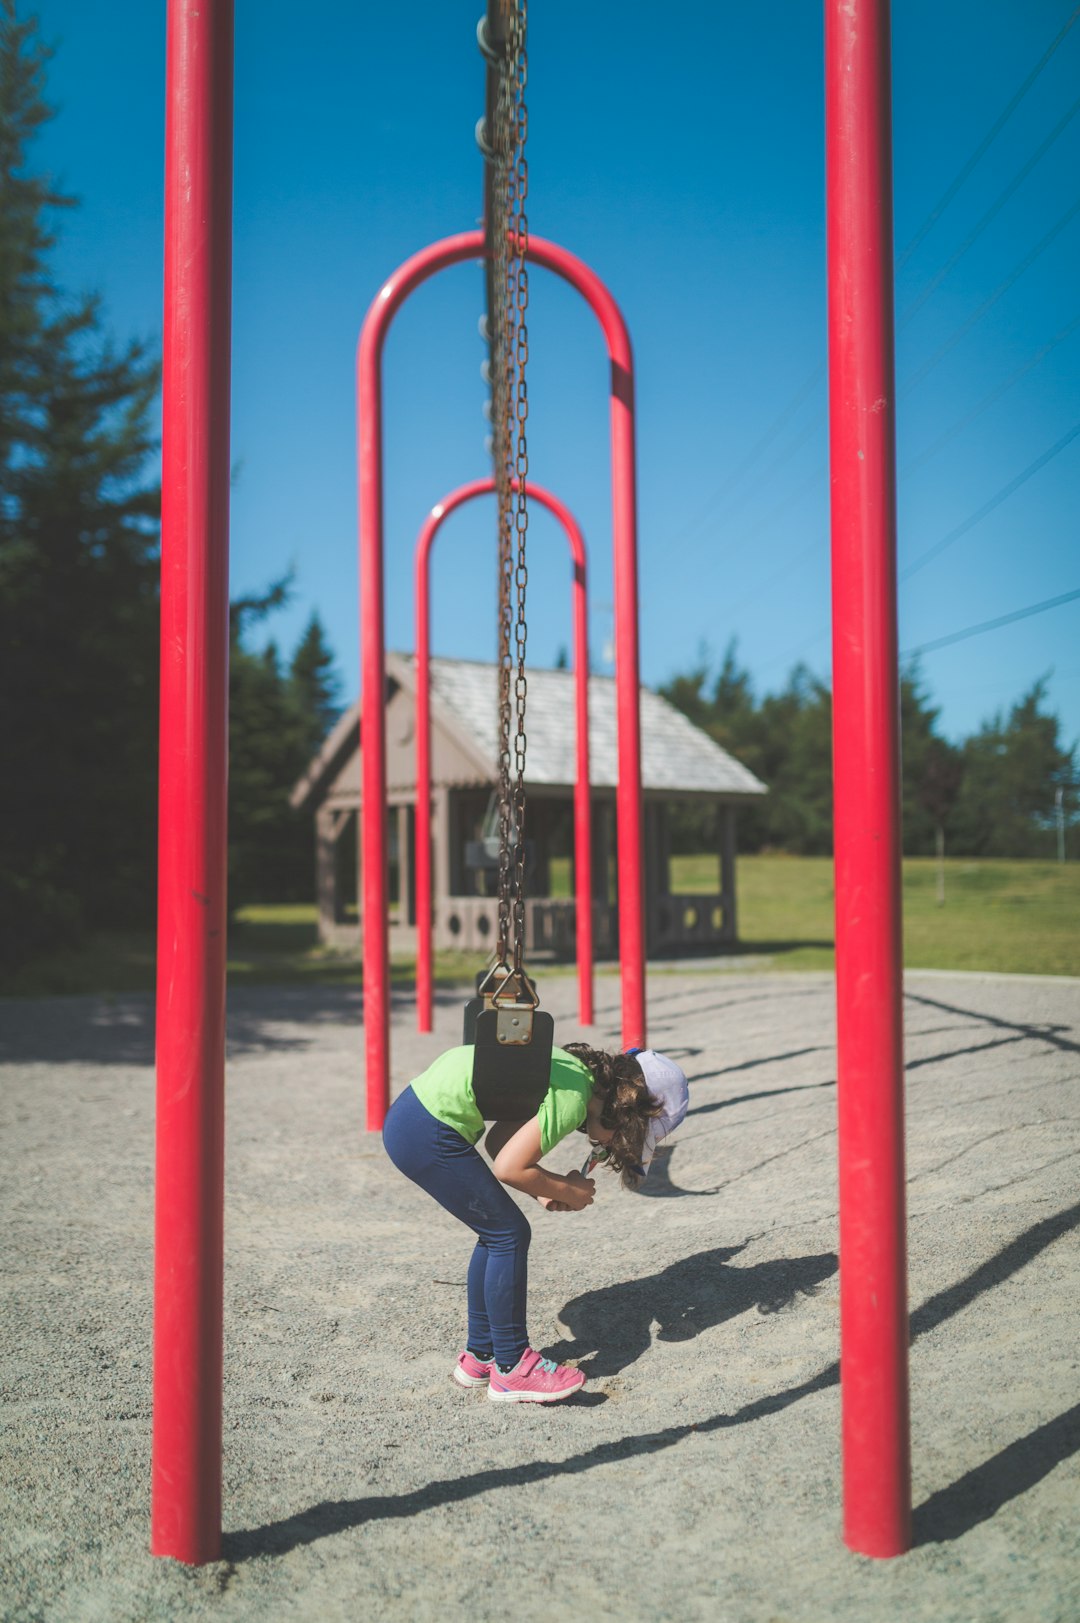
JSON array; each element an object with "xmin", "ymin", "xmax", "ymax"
[{"xmin": 2, "ymin": 967, "xmax": 1079, "ymax": 1622}]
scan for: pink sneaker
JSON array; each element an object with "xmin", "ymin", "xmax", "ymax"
[
  {"xmin": 453, "ymin": 1350, "xmax": 493, "ymax": 1388},
  {"xmin": 487, "ymin": 1348, "xmax": 586, "ymax": 1404}
]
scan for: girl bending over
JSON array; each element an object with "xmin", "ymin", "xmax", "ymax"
[{"xmin": 382, "ymin": 1041, "xmax": 688, "ymax": 1403}]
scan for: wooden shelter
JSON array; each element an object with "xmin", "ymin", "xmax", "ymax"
[{"xmin": 290, "ymin": 652, "xmax": 767, "ymax": 958}]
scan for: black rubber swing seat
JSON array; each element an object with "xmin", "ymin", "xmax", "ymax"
[{"xmin": 464, "ymin": 968, "xmax": 555, "ymax": 1120}]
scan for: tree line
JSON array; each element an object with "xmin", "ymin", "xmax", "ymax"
[
  {"xmin": 0, "ymin": 8, "xmax": 338, "ymax": 971},
  {"xmin": 660, "ymin": 645, "xmax": 1076, "ymax": 859},
  {"xmin": 1, "ymin": 7, "xmax": 1074, "ymax": 977}
]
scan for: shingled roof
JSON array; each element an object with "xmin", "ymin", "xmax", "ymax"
[
  {"xmin": 418, "ymin": 655, "xmax": 765, "ymax": 795},
  {"xmin": 291, "ymin": 653, "xmax": 766, "ymax": 807}
]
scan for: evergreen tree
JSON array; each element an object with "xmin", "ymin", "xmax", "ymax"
[
  {"xmin": 227, "ymin": 588, "xmax": 344, "ymax": 907},
  {"xmin": 899, "ymin": 665, "xmax": 964, "ymax": 856},
  {"xmin": 952, "ymin": 678, "xmax": 1077, "ymax": 857},
  {"xmin": 660, "ymin": 640, "xmax": 769, "ymax": 850},
  {"xmin": 287, "ymin": 611, "xmax": 342, "ymax": 760},
  {"xmin": 0, "ymin": 5, "xmax": 161, "ymax": 964},
  {"xmin": 229, "ymin": 582, "xmax": 299, "ymax": 905},
  {"xmin": 660, "ymin": 640, "xmax": 1076, "ymax": 861},
  {"xmin": 754, "ymin": 665, "xmax": 833, "ymax": 853},
  {"xmin": 706, "ymin": 641, "xmax": 769, "ymax": 848}
]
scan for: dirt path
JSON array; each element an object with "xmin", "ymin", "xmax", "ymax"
[{"xmin": 3, "ymin": 970, "xmax": 1078, "ymax": 1622}]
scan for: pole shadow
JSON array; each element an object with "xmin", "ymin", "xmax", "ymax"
[
  {"xmin": 904, "ymin": 991, "xmax": 1080, "ymax": 1057},
  {"xmin": 224, "ymin": 1199, "xmax": 1080, "ymax": 1562},
  {"xmin": 914, "ymin": 1402, "xmax": 1080, "ymax": 1545}
]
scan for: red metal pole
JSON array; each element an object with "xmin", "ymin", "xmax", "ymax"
[
  {"xmin": 414, "ymin": 501, "xmax": 437, "ymax": 1034},
  {"xmin": 359, "ymin": 231, "xmax": 642, "ymax": 1124},
  {"xmin": 568, "ymin": 509, "xmax": 595, "ymax": 1028},
  {"xmin": 152, "ymin": 0, "xmax": 233, "ymax": 1566},
  {"xmin": 413, "ymin": 479, "xmax": 594, "ymax": 1034},
  {"xmin": 825, "ymin": 0, "xmax": 911, "ymax": 1559}
]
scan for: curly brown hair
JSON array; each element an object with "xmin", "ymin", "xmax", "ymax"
[{"xmin": 563, "ymin": 1043, "xmax": 665, "ymax": 1189}]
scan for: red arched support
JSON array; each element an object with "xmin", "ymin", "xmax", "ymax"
[
  {"xmin": 415, "ymin": 478, "xmax": 594, "ymax": 1035},
  {"xmin": 825, "ymin": 0, "xmax": 911, "ymax": 1558},
  {"xmin": 359, "ymin": 231, "xmax": 645, "ymax": 1129},
  {"xmin": 152, "ymin": 0, "xmax": 234, "ymax": 1567}
]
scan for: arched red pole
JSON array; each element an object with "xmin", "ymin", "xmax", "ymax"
[
  {"xmin": 359, "ymin": 231, "xmax": 644, "ymax": 1129},
  {"xmin": 826, "ymin": 0, "xmax": 911, "ymax": 1558},
  {"xmin": 152, "ymin": 0, "xmax": 233, "ymax": 1566},
  {"xmin": 414, "ymin": 478, "xmax": 593, "ymax": 1035}
]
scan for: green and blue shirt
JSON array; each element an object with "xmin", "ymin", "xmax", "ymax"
[{"xmin": 410, "ymin": 1044, "xmax": 593, "ymax": 1155}]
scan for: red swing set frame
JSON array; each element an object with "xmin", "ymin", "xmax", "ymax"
[
  {"xmin": 414, "ymin": 477, "xmax": 595, "ymax": 1035},
  {"xmin": 152, "ymin": 0, "xmax": 909, "ymax": 1568},
  {"xmin": 356, "ymin": 228, "xmax": 646, "ymax": 1134}
]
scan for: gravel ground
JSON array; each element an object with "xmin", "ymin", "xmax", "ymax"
[{"xmin": 2, "ymin": 968, "xmax": 1079, "ymax": 1623}]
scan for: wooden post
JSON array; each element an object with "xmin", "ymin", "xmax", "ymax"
[
  {"xmin": 656, "ymin": 802, "xmax": 672, "ymax": 897},
  {"xmin": 315, "ymin": 805, "xmax": 341, "ymax": 942},
  {"xmin": 433, "ymin": 786, "xmax": 452, "ymax": 951},
  {"xmin": 935, "ymin": 824, "xmax": 945, "ymax": 906},
  {"xmin": 395, "ymin": 804, "xmax": 410, "ymax": 924},
  {"xmin": 720, "ymin": 804, "xmax": 737, "ymax": 943}
]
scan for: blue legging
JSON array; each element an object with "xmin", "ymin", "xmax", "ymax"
[{"xmin": 382, "ymin": 1085, "xmax": 530, "ymax": 1367}]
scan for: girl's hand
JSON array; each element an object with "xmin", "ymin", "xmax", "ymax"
[
  {"xmin": 537, "ymin": 1196, "xmax": 571, "ymax": 1212},
  {"xmin": 560, "ymin": 1171, "xmax": 596, "ymax": 1211}
]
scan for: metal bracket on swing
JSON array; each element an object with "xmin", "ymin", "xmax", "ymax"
[
  {"xmin": 464, "ymin": 961, "xmax": 536, "ymax": 1040},
  {"xmin": 467, "ymin": 961, "xmax": 555, "ymax": 1120}
]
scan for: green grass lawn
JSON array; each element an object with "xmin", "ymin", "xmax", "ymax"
[
  {"xmin": 2, "ymin": 904, "xmax": 491, "ymax": 998},
  {"xmin": 713, "ymin": 854, "xmax": 1078, "ymax": 977},
  {"xmin": 4, "ymin": 857, "xmax": 1077, "ymax": 996}
]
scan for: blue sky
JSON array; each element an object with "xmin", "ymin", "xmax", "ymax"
[{"xmin": 29, "ymin": 0, "xmax": 1080, "ymax": 747}]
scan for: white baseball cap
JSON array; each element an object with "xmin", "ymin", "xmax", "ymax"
[{"xmin": 629, "ymin": 1048, "xmax": 690, "ymax": 1174}]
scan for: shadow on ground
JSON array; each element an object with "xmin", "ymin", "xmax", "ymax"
[
  {"xmin": 224, "ymin": 1198, "xmax": 1080, "ymax": 1563},
  {"xmin": 547, "ymin": 1244, "xmax": 837, "ymax": 1375},
  {"xmin": 914, "ymin": 1402, "xmax": 1080, "ymax": 1544}
]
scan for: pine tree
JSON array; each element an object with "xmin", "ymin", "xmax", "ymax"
[
  {"xmin": 287, "ymin": 611, "xmax": 342, "ymax": 760},
  {"xmin": 755, "ymin": 665, "xmax": 833, "ymax": 853},
  {"xmin": 899, "ymin": 665, "xmax": 964, "ymax": 857},
  {"xmin": 1, "ymin": 5, "xmax": 162, "ymax": 963},
  {"xmin": 227, "ymin": 588, "xmax": 344, "ymax": 906},
  {"xmin": 952, "ymin": 678, "xmax": 1077, "ymax": 857}
]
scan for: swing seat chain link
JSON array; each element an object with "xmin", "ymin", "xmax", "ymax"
[
  {"xmin": 487, "ymin": 0, "xmax": 530, "ymax": 976},
  {"xmin": 468, "ymin": 4, "xmax": 554, "ymax": 1120}
]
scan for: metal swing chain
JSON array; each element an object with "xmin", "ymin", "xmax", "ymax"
[{"xmin": 490, "ymin": 0, "xmax": 530, "ymax": 976}]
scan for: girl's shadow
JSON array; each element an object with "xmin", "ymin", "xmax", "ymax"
[{"xmin": 548, "ymin": 1242, "xmax": 837, "ymax": 1377}]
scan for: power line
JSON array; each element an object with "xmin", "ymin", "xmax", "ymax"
[
  {"xmin": 755, "ymin": 624, "xmax": 830, "ymax": 677},
  {"xmin": 731, "ymin": 419, "xmax": 1080, "ymax": 649},
  {"xmin": 896, "ymin": 4, "xmax": 1080, "ymax": 271},
  {"xmin": 900, "ymin": 423, "xmax": 1080, "ymax": 580},
  {"xmin": 671, "ymin": 10, "xmax": 1079, "ymax": 581},
  {"xmin": 722, "ymin": 532, "xmax": 824, "ymax": 624},
  {"xmin": 696, "ymin": 188, "xmax": 1080, "ymax": 576},
  {"xmin": 900, "ymin": 192, "xmax": 1080, "ymax": 398},
  {"xmin": 726, "ymin": 196, "xmax": 1080, "ymax": 587},
  {"xmin": 902, "ymin": 311, "xmax": 1080, "ymax": 477},
  {"xmin": 899, "ymin": 94, "xmax": 1080, "ymax": 328},
  {"xmin": 902, "ymin": 587, "xmax": 1080, "ymax": 658},
  {"xmin": 667, "ymin": 360, "xmax": 826, "ymax": 551},
  {"xmin": 678, "ymin": 13, "xmax": 1080, "ymax": 636},
  {"xmin": 720, "ymin": 448, "xmax": 827, "ymax": 547},
  {"xmin": 720, "ymin": 327, "xmax": 1080, "ymax": 635}
]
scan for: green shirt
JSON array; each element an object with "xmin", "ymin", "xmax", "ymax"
[{"xmin": 410, "ymin": 1044, "xmax": 593, "ymax": 1155}]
